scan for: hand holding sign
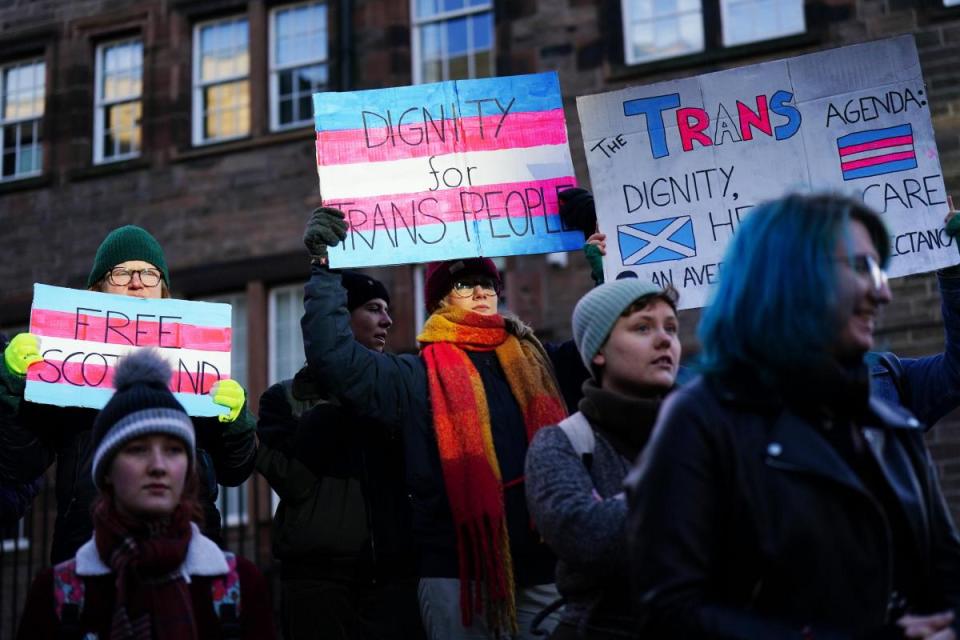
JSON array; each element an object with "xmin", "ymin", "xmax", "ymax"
[
  {"xmin": 4, "ymin": 333, "xmax": 43, "ymax": 377},
  {"xmin": 211, "ymin": 379, "xmax": 245, "ymax": 425},
  {"xmin": 304, "ymin": 207, "xmax": 349, "ymax": 261}
]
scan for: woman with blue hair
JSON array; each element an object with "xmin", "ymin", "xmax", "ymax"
[{"xmin": 626, "ymin": 194, "xmax": 960, "ymax": 638}]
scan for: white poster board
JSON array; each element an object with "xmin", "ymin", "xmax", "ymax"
[{"xmin": 577, "ymin": 36, "xmax": 952, "ymax": 309}]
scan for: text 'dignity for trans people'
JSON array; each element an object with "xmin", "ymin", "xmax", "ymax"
[
  {"xmin": 25, "ymin": 284, "xmax": 233, "ymax": 418},
  {"xmin": 576, "ymin": 35, "xmax": 952, "ymax": 309},
  {"xmin": 314, "ymin": 71, "xmax": 585, "ymax": 268}
]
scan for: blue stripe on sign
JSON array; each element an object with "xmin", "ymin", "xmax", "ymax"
[
  {"xmin": 314, "ymin": 72, "xmax": 563, "ymax": 132},
  {"xmin": 25, "ymin": 380, "xmax": 226, "ymax": 417},
  {"xmin": 841, "ymin": 157, "xmax": 919, "ymax": 181},
  {"xmin": 475, "ymin": 215, "xmax": 584, "ymax": 257},
  {"xmin": 32, "ymin": 284, "xmax": 232, "ymax": 329},
  {"xmin": 836, "ymin": 124, "xmax": 913, "ymax": 148}
]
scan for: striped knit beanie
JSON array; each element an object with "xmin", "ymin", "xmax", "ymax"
[
  {"xmin": 572, "ymin": 279, "xmax": 663, "ymax": 372},
  {"xmin": 91, "ymin": 350, "xmax": 195, "ymax": 489}
]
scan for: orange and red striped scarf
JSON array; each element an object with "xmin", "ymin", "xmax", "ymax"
[{"xmin": 418, "ymin": 306, "xmax": 567, "ymax": 634}]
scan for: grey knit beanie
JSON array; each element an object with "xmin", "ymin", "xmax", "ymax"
[{"xmin": 572, "ymin": 279, "xmax": 664, "ymax": 372}]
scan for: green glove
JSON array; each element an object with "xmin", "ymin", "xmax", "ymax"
[
  {"xmin": 303, "ymin": 207, "xmax": 348, "ymax": 260},
  {"xmin": 211, "ymin": 379, "xmax": 245, "ymax": 424},
  {"xmin": 584, "ymin": 242, "xmax": 605, "ymax": 286},
  {"xmin": 4, "ymin": 333, "xmax": 42, "ymax": 377}
]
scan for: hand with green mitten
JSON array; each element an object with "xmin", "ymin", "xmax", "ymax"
[
  {"xmin": 303, "ymin": 207, "xmax": 349, "ymax": 262},
  {"xmin": 585, "ymin": 232, "xmax": 607, "ymax": 286},
  {"xmin": 4, "ymin": 333, "xmax": 42, "ymax": 377},
  {"xmin": 211, "ymin": 379, "xmax": 245, "ymax": 424}
]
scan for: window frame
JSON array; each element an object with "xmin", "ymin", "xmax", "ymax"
[
  {"xmin": 268, "ymin": 283, "xmax": 307, "ymax": 386},
  {"xmin": 93, "ymin": 37, "xmax": 144, "ymax": 165},
  {"xmin": 191, "ymin": 14, "xmax": 251, "ymax": 146},
  {"xmin": 410, "ymin": 0, "xmax": 495, "ymax": 85},
  {"xmin": 0, "ymin": 57, "xmax": 46, "ymax": 183},
  {"xmin": 268, "ymin": 0, "xmax": 330, "ymax": 132},
  {"xmin": 620, "ymin": 0, "xmax": 706, "ymax": 66}
]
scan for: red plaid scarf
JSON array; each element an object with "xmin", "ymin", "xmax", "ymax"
[
  {"xmin": 418, "ymin": 306, "xmax": 567, "ymax": 634},
  {"xmin": 93, "ymin": 501, "xmax": 197, "ymax": 640}
]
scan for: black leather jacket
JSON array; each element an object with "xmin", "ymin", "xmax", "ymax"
[{"xmin": 626, "ymin": 374, "xmax": 960, "ymax": 639}]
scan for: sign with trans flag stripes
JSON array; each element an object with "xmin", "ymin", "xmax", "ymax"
[
  {"xmin": 313, "ymin": 72, "xmax": 584, "ymax": 268},
  {"xmin": 578, "ymin": 36, "xmax": 952, "ymax": 309},
  {"xmin": 25, "ymin": 284, "xmax": 232, "ymax": 417}
]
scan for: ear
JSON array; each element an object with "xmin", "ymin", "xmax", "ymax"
[{"xmin": 592, "ymin": 350, "xmax": 605, "ymax": 369}]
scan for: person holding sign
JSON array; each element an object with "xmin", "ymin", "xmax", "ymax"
[
  {"xmin": 0, "ymin": 225, "xmax": 257, "ymax": 563},
  {"xmin": 524, "ymin": 279, "xmax": 681, "ymax": 639},
  {"xmin": 17, "ymin": 349, "xmax": 274, "ymax": 640},
  {"xmin": 302, "ymin": 207, "xmax": 576, "ymax": 639},
  {"xmin": 626, "ymin": 195, "xmax": 960, "ymax": 638},
  {"xmin": 257, "ymin": 271, "xmax": 424, "ymax": 640}
]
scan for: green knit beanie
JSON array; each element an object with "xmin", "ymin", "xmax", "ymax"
[
  {"xmin": 87, "ymin": 225, "xmax": 169, "ymax": 288},
  {"xmin": 571, "ymin": 279, "xmax": 663, "ymax": 372}
]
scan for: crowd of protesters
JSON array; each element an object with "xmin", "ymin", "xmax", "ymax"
[{"xmin": 1, "ymin": 187, "xmax": 960, "ymax": 640}]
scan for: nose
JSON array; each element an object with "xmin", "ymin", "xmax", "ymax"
[
  {"xmin": 128, "ymin": 271, "xmax": 145, "ymax": 288},
  {"xmin": 381, "ymin": 311, "xmax": 393, "ymax": 328},
  {"xmin": 146, "ymin": 446, "xmax": 169, "ymax": 475},
  {"xmin": 871, "ymin": 279, "xmax": 892, "ymax": 305},
  {"xmin": 472, "ymin": 285, "xmax": 489, "ymax": 298}
]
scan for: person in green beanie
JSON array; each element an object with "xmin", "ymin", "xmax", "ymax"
[
  {"xmin": 0, "ymin": 225, "xmax": 257, "ymax": 563},
  {"xmin": 524, "ymin": 279, "xmax": 681, "ymax": 639}
]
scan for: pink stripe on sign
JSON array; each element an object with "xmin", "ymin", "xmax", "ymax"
[
  {"xmin": 840, "ymin": 150, "xmax": 916, "ymax": 171},
  {"xmin": 30, "ymin": 309, "xmax": 231, "ymax": 351},
  {"xmin": 316, "ymin": 109, "xmax": 569, "ymax": 166},
  {"xmin": 838, "ymin": 135, "xmax": 913, "ymax": 157},
  {"xmin": 323, "ymin": 176, "xmax": 577, "ymax": 233},
  {"xmin": 27, "ymin": 360, "xmax": 221, "ymax": 395}
]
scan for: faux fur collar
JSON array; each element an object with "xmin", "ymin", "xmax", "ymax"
[{"xmin": 74, "ymin": 523, "xmax": 229, "ymax": 580}]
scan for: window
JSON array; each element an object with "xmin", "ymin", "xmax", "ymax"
[
  {"xmin": 622, "ymin": 0, "xmax": 704, "ymax": 65},
  {"xmin": 269, "ymin": 284, "xmax": 305, "ymax": 385},
  {"xmin": 94, "ymin": 39, "xmax": 143, "ymax": 163},
  {"xmin": 0, "ymin": 58, "xmax": 44, "ymax": 181},
  {"xmin": 412, "ymin": 0, "xmax": 494, "ymax": 84},
  {"xmin": 197, "ymin": 292, "xmax": 248, "ymax": 388},
  {"xmin": 270, "ymin": 1, "xmax": 329, "ymax": 130},
  {"xmin": 219, "ymin": 482, "xmax": 248, "ymax": 527},
  {"xmin": 193, "ymin": 16, "xmax": 250, "ymax": 145},
  {"xmin": 721, "ymin": 0, "xmax": 804, "ymax": 47}
]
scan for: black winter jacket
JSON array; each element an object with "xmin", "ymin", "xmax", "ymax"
[
  {"xmin": 256, "ymin": 374, "xmax": 417, "ymax": 581},
  {"xmin": 0, "ymin": 359, "xmax": 256, "ymax": 564},
  {"xmin": 626, "ymin": 374, "xmax": 960, "ymax": 639},
  {"xmin": 302, "ymin": 265, "xmax": 586, "ymax": 585}
]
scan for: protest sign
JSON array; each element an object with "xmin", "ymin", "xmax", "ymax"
[
  {"xmin": 314, "ymin": 72, "xmax": 585, "ymax": 268},
  {"xmin": 25, "ymin": 284, "xmax": 232, "ymax": 417},
  {"xmin": 577, "ymin": 35, "xmax": 952, "ymax": 309}
]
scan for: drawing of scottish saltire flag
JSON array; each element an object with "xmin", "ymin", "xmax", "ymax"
[
  {"xmin": 837, "ymin": 124, "xmax": 917, "ymax": 181},
  {"xmin": 617, "ymin": 216, "xmax": 697, "ymax": 266},
  {"xmin": 314, "ymin": 72, "xmax": 584, "ymax": 268}
]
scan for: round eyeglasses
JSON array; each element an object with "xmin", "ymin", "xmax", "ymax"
[
  {"xmin": 107, "ymin": 267, "xmax": 163, "ymax": 288},
  {"xmin": 450, "ymin": 277, "xmax": 500, "ymax": 298}
]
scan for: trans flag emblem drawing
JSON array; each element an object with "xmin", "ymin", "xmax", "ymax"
[
  {"xmin": 617, "ymin": 216, "xmax": 697, "ymax": 266},
  {"xmin": 837, "ymin": 123, "xmax": 917, "ymax": 181}
]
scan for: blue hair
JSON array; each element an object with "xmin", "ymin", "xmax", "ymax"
[{"xmin": 698, "ymin": 194, "xmax": 889, "ymax": 384}]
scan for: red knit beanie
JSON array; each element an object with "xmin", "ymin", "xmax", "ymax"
[{"xmin": 424, "ymin": 258, "xmax": 501, "ymax": 312}]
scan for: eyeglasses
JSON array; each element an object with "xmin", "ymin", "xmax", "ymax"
[
  {"xmin": 107, "ymin": 267, "xmax": 163, "ymax": 288},
  {"xmin": 842, "ymin": 254, "xmax": 888, "ymax": 292},
  {"xmin": 450, "ymin": 276, "xmax": 500, "ymax": 298}
]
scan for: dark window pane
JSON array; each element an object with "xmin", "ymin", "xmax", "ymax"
[
  {"xmin": 280, "ymin": 97, "xmax": 294, "ymax": 124},
  {"xmin": 279, "ymin": 69, "xmax": 293, "ymax": 95},
  {"xmin": 298, "ymin": 95, "xmax": 312, "ymax": 122},
  {"xmin": 447, "ymin": 17, "xmax": 468, "ymax": 56}
]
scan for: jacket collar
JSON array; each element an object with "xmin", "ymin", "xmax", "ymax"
[{"xmin": 74, "ymin": 523, "xmax": 229, "ymax": 578}]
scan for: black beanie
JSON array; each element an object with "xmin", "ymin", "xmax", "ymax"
[
  {"xmin": 341, "ymin": 271, "xmax": 390, "ymax": 311},
  {"xmin": 91, "ymin": 350, "xmax": 195, "ymax": 489}
]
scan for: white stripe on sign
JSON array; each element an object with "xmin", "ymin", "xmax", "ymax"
[
  {"xmin": 621, "ymin": 218, "xmax": 697, "ymax": 265},
  {"xmin": 841, "ymin": 143, "xmax": 914, "ymax": 163},
  {"xmin": 317, "ymin": 144, "xmax": 576, "ymax": 200},
  {"xmin": 35, "ymin": 336, "xmax": 232, "ymax": 378}
]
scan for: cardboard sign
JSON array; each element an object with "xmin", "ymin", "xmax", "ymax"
[
  {"xmin": 577, "ymin": 36, "xmax": 953, "ymax": 309},
  {"xmin": 314, "ymin": 72, "xmax": 585, "ymax": 268},
  {"xmin": 25, "ymin": 285, "xmax": 232, "ymax": 417}
]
